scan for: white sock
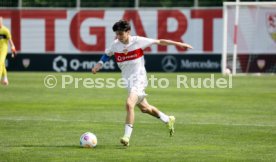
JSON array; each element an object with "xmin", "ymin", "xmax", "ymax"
[
  {"xmin": 124, "ymin": 124, "xmax": 133, "ymax": 138},
  {"xmin": 3, "ymin": 76, "xmax": 8, "ymax": 81},
  {"xmin": 158, "ymin": 111, "xmax": 169, "ymax": 123}
]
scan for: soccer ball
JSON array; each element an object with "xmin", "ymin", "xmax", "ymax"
[
  {"xmin": 80, "ymin": 132, "xmax": 97, "ymax": 148},
  {"xmin": 224, "ymin": 68, "xmax": 231, "ymax": 75}
]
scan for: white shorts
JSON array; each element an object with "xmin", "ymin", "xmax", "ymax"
[{"xmin": 128, "ymin": 87, "xmax": 147, "ymax": 104}]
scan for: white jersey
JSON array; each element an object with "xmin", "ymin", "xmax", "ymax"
[{"xmin": 105, "ymin": 36, "xmax": 157, "ymax": 94}]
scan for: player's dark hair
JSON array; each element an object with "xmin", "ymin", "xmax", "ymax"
[{"xmin": 112, "ymin": 20, "xmax": 131, "ymax": 32}]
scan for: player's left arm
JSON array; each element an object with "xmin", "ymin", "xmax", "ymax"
[{"xmin": 155, "ymin": 39, "xmax": 193, "ymax": 50}]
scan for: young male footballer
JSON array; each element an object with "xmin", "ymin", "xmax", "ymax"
[
  {"xmin": 0, "ymin": 17, "xmax": 17, "ymax": 86},
  {"xmin": 92, "ymin": 20, "xmax": 193, "ymax": 146}
]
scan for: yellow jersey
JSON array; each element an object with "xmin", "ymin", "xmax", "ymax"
[{"xmin": 0, "ymin": 25, "xmax": 11, "ymax": 55}]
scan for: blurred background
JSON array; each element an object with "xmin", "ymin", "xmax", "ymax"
[{"xmin": 1, "ymin": 0, "xmax": 275, "ymax": 8}]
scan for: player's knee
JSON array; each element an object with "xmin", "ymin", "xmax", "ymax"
[{"xmin": 126, "ymin": 100, "xmax": 135, "ymax": 111}]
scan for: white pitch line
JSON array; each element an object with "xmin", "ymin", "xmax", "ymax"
[{"xmin": 0, "ymin": 117, "xmax": 275, "ymax": 127}]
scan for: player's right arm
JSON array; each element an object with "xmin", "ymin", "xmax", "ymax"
[
  {"xmin": 92, "ymin": 54, "xmax": 110, "ymax": 74},
  {"xmin": 92, "ymin": 45, "xmax": 114, "ymax": 74}
]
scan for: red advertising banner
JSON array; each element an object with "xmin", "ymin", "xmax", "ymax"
[{"xmin": 1, "ymin": 9, "xmax": 223, "ymax": 54}]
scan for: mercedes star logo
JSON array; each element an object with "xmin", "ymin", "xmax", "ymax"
[{"xmin": 161, "ymin": 55, "xmax": 177, "ymax": 72}]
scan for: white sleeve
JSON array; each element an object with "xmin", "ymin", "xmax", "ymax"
[
  {"xmin": 136, "ymin": 36, "xmax": 157, "ymax": 50},
  {"xmin": 105, "ymin": 43, "xmax": 114, "ymax": 56}
]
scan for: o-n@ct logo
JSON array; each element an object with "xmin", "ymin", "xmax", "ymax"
[
  {"xmin": 53, "ymin": 56, "xmax": 67, "ymax": 72},
  {"xmin": 161, "ymin": 55, "xmax": 177, "ymax": 72}
]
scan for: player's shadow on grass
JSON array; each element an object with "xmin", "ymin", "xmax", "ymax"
[
  {"xmin": 96, "ymin": 145, "xmax": 128, "ymax": 149},
  {"xmin": 20, "ymin": 144, "xmax": 80, "ymax": 149}
]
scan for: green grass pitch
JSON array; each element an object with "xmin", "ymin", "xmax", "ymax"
[{"xmin": 0, "ymin": 72, "xmax": 275, "ymax": 161}]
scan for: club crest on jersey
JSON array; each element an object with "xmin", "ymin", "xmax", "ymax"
[
  {"xmin": 123, "ymin": 48, "xmax": 128, "ymax": 55},
  {"xmin": 266, "ymin": 13, "xmax": 276, "ymax": 43}
]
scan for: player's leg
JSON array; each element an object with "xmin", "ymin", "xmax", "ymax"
[
  {"xmin": 120, "ymin": 92, "xmax": 138, "ymax": 146},
  {"xmin": 137, "ymin": 98, "xmax": 175, "ymax": 136},
  {"xmin": 137, "ymin": 98, "xmax": 160, "ymax": 118},
  {"xmin": 0, "ymin": 63, "xmax": 3, "ymax": 82},
  {"xmin": 1, "ymin": 65, "xmax": 8, "ymax": 85},
  {"xmin": 0, "ymin": 52, "xmax": 8, "ymax": 85}
]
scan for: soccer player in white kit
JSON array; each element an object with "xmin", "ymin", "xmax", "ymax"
[{"xmin": 92, "ymin": 20, "xmax": 193, "ymax": 146}]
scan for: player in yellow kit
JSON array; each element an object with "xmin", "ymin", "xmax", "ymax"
[{"xmin": 0, "ymin": 17, "xmax": 16, "ymax": 86}]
